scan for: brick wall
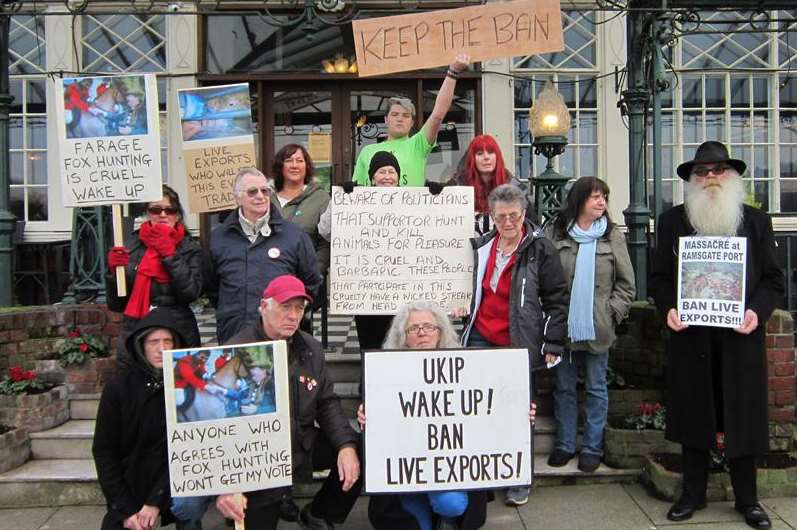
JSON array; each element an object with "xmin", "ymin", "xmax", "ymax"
[
  {"xmin": 766, "ymin": 310, "xmax": 796, "ymax": 452},
  {"xmin": 0, "ymin": 305, "xmax": 122, "ymax": 371},
  {"xmin": 611, "ymin": 302, "xmax": 668, "ymax": 389}
]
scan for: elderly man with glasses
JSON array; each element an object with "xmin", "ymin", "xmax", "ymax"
[
  {"xmin": 651, "ymin": 141, "xmax": 784, "ymax": 529},
  {"xmin": 207, "ymin": 167, "xmax": 323, "ymax": 344},
  {"xmin": 452, "ymin": 184, "xmax": 569, "ymax": 507}
]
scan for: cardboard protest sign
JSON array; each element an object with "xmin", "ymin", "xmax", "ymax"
[
  {"xmin": 55, "ymin": 74, "xmax": 163, "ymax": 206},
  {"xmin": 363, "ymin": 348, "xmax": 532, "ymax": 493},
  {"xmin": 677, "ymin": 236, "xmax": 747, "ymax": 328},
  {"xmin": 329, "ymin": 186, "xmax": 474, "ymax": 315},
  {"xmin": 352, "ymin": 0, "xmax": 563, "ymax": 77},
  {"xmin": 178, "ymin": 84, "xmax": 257, "ymax": 213},
  {"xmin": 163, "ymin": 341, "xmax": 292, "ymax": 497}
]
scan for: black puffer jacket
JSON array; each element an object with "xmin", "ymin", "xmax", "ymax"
[
  {"xmin": 227, "ymin": 322, "xmax": 357, "ymax": 508},
  {"xmin": 106, "ymin": 228, "xmax": 203, "ymax": 365},
  {"xmin": 461, "ymin": 219, "xmax": 569, "ymax": 372},
  {"xmin": 92, "ymin": 308, "xmax": 186, "ymax": 528}
]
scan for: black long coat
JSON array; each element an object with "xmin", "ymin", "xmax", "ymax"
[
  {"xmin": 650, "ymin": 204, "xmax": 784, "ymax": 457},
  {"xmin": 106, "ymin": 229, "xmax": 204, "ymax": 365},
  {"xmin": 92, "ymin": 309, "xmax": 186, "ymax": 528}
]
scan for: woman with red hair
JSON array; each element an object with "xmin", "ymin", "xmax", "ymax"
[{"xmin": 448, "ymin": 134, "xmax": 516, "ymax": 235}]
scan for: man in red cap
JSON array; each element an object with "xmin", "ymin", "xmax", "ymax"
[
  {"xmin": 213, "ymin": 274, "xmax": 360, "ymax": 530},
  {"xmin": 651, "ymin": 141, "xmax": 783, "ymax": 529}
]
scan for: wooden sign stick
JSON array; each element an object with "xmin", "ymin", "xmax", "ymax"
[
  {"xmin": 111, "ymin": 204, "xmax": 127, "ymax": 297},
  {"xmin": 234, "ymin": 493, "xmax": 245, "ymax": 530}
]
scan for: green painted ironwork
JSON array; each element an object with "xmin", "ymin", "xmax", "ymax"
[
  {"xmin": 0, "ymin": 10, "xmax": 15, "ymax": 307},
  {"xmin": 62, "ymin": 206, "xmax": 109, "ymax": 304},
  {"xmin": 530, "ymin": 135, "xmax": 570, "ymax": 225}
]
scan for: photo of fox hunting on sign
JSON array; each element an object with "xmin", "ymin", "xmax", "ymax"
[
  {"xmin": 55, "ymin": 73, "xmax": 163, "ymax": 206},
  {"xmin": 162, "ymin": 341, "xmax": 292, "ymax": 497}
]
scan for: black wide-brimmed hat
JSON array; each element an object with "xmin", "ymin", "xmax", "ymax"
[{"xmin": 676, "ymin": 141, "xmax": 746, "ymax": 180}]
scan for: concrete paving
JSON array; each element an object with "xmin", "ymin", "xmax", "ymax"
[{"xmin": 1, "ymin": 484, "xmax": 795, "ymax": 529}]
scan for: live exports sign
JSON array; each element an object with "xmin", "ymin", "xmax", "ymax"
[
  {"xmin": 329, "ymin": 186, "xmax": 474, "ymax": 315},
  {"xmin": 352, "ymin": 0, "xmax": 564, "ymax": 77}
]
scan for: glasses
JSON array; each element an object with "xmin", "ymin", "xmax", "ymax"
[
  {"xmin": 245, "ymin": 187, "xmax": 270, "ymax": 198},
  {"xmin": 493, "ymin": 212, "xmax": 523, "ymax": 224},
  {"xmin": 692, "ymin": 165, "xmax": 729, "ymax": 177},
  {"xmin": 147, "ymin": 206, "xmax": 179, "ymax": 216},
  {"xmin": 405, "ymin": 323, "xmax": 441, "ymax": 335}
]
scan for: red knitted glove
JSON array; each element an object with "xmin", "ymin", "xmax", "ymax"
[
  {"xmin": 141, "ymin": 223, "xmax": 177, "ymax": 257},
  {"xmin": 107, "ymin": 246, "xmax": 129, "ymax": 270}
]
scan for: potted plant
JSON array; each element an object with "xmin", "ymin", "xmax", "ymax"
[
  {"xmin": 0, "ymin": 423, "xmax": 31, "ymax": 473},
  {"xmin": 0, "ymin": 366, "xmax": 68, "ymax": 432},
  {"xmin": 54, "ymin": 327, "xmax": 116, "ymax": 394},
  {"xmin": 603, "ymin": 402, "xmax": 678, "ymax": 469}
]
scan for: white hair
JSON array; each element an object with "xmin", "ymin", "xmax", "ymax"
[
  {"xmin": 233, "ymin": 167, "xmax": 273, "ymax": 196},
  {"xmin": 382, "ymin": 302, "xmax": 460, "ymax": 349},
  {"xmin": 684, "ymin": 168, "xmax": 745, "ymax": 236}
]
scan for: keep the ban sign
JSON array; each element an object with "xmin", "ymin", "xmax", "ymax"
[
  {"xmin": 363, "ymin": 348, "xmax": 532, "ymax": 493},
  {"xmin": 353, "ymin": 0, "xmax": 564, "ymax": 77}
]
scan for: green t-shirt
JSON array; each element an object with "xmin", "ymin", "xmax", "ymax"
[{"xmin": 351, "ymin": 127, "xmax": 435, "ymax": 187}]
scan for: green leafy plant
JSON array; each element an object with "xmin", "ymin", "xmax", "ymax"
[
  {"xmin": 624, "ymin": 402, "xmax": 666, "ymax": 431},
  {"xmin": 57, "ymin": 327, "xmax": 109, "ymax": 366},
  {"xmin": 710, "ymin": 432, "xmax": 729, "ymax": 472},
  {"xmin": 0, "ymin": 366, "xmax": 47, "ymax": 395}
]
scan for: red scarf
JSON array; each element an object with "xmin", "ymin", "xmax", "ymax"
[{"xmin": 124, "ymin": 222, "xmax": 185, "ymax": 319}]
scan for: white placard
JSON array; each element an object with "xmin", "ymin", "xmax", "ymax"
[
  {"xmin": 163, "ymin": 341, "xmax": 292, "ymax": 497},
  {"xmin": 677, "ymin": 236, "xmax": 747, "ymax": 328},
  {"xmin": 363, "ymin": 348, "xmax": 532, "ymax": 493},
  {"xmin": 329, "ymin": 186, "xmax": 475, "ymax": 315},
  {"xmin": 55, "ymin": 74, "xmax": 163, "ymax": 206}
]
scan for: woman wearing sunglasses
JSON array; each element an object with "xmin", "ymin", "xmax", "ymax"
[{"xmin": 106, "ymin": 184, "xmax": 204, "ymax": 366}]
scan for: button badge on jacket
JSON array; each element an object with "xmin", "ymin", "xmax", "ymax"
[
  {"xmin": 299, "ymin": 375, "xmax": 317, "ymax": 391},
  {"xmin": 267, "ymin": 247, "xmax": 281, "ymax": 259}
]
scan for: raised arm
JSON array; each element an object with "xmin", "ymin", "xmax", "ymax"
[{"xmin": 423, "ymin": 54, "xmax": 470, "ymax": 145}]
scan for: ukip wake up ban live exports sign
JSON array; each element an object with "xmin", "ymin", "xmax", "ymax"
[
  {"xmin": 352, "ymin": 0, "xmax": 564, "ymax": 77},
  {"xmin": 363, "ymin": 348, "xmax": 533, "ymax": 493}
]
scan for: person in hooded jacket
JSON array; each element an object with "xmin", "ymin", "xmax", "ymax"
[
  {"xmin": 92, "ymin": 307, "xmax": 185, "ymax": 530},
  {"xmin": 106, "ymin": 184, "xmax": 203, "ymax": 365},
  {"xmin": 271, "ymin": 144, "xmax": 331, "ymax": 273}
]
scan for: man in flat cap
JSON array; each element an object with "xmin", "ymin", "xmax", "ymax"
[{"xmin": 650, "ymin": 141, "xmax": 783, "ymax": 529}]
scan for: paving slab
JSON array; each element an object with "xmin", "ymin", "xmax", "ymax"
[
  {"xmin": 763, "ymin": 497, "xmax": 797, "ymax": 527},
  {"xmin": 37, "ymin": 506, "xmax": 107, "ymax": 530},
  {"xmin": 517, "ymin": 483, "xmax": 652, "ymax": 529},
  {"xmin": 623, "ymin": 483, "xmax": 742, "ymax": 526},
  {"xmin": 0, "ymin": 507, "xmax": 56, "ymax": 530}
]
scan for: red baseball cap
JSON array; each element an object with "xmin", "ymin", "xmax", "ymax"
[{"xmin": 262, "ymin": 274, "xmax": 313, "ymax": 304}]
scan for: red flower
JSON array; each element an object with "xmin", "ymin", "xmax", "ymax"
[
  {"xmin": 24, "ymin": 370, "xmax": 37, "ymax": 381},
  {"xmin": 68, "ymin": 329, "xmax": 80, "ymax": 339},
  {"xmin": 79, "ymin": 343, "xmax": 89, "ymax": 352},
  {"xmin": 8, "ymin": 366, "xmax": 25, "ymax": 382}
]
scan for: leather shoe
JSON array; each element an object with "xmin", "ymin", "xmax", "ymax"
[
  {"xmin": 666, "ymin": 500, "xmax": 706, "ymax": 521},
  {"xmin": 547, "ymin": 449, "xmax": 575, "ymax": 467},
  {"xmin": 736, "ymin": 503, "xmax": 772, "ymax": 529}
]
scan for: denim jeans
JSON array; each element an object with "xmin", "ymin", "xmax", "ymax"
[
  {"xmin": 400, "ymin": 492, "xmax": 468, "ymax": 530},
  {"xmin": 466, "ymin": 326, "xmax": 494, "ymax": 348},
  {"xmin": 171, "ymin": 496, "xmax": 214, "ymax": 530},
  {"xmin": 553, "ymin": 350, "xmax": 609, "ymax": 456}
]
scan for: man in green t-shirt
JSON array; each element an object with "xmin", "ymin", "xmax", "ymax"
[{"xmin": 352, "ymin": 54, "xmax": 470, "ymax": 187}]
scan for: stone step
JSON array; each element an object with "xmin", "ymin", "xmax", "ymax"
[
  {"xmin": 0, "ymin": 454, "xmax": 639, "ymax": 508},
  {"xmin": 325, "ymin": 351, "xmax": 362, "ymax": 383},
  {"xmin": 0, "ymin": 459, "xmax": 104, "ymax": 507},
  {"xmin": 69, "ymin": 393, "xmax": 101, "ymax": 420},
  {"xmin": 30, "ymin": 420, "xmax": 95, "ymax": 460}
]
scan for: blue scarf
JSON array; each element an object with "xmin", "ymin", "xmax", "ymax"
[{"xmin": 567, "ymin": 216, "xmax": 607, "ymax": 342}]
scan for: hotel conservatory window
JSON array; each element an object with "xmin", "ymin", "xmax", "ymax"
[
  {"xmin": 649, "ymin": 10, "xmax": 797, "ymax": 213},
  {"xmin": 9, "ymin": 15, "xmax": 47, "ymax": 222},
  {"xmin": 512, "ymin": 10, "xmax": 598, "ymax": 182}
]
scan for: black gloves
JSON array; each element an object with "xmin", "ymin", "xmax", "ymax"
[
  {"xmin": 427, "ymin": 181, "xmax": 445, "ymax": 195},
  {"xmin": 342, "ymin": 181, "xmax": 357, "ymax": 194}
]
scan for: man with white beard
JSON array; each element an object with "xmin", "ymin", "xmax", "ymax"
[{"xmin": 650, "ymin": 141, "xmax": 783, "ymax": 529}]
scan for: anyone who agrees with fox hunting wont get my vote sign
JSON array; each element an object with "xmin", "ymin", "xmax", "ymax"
[{"xmin": 677, "ymin": 236, "xmax": 747, "ymax": 328}]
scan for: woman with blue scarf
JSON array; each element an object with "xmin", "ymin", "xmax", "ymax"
[{"xmin": 544, "ymin": 177, "xmax": 635, "ymax": 473}]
